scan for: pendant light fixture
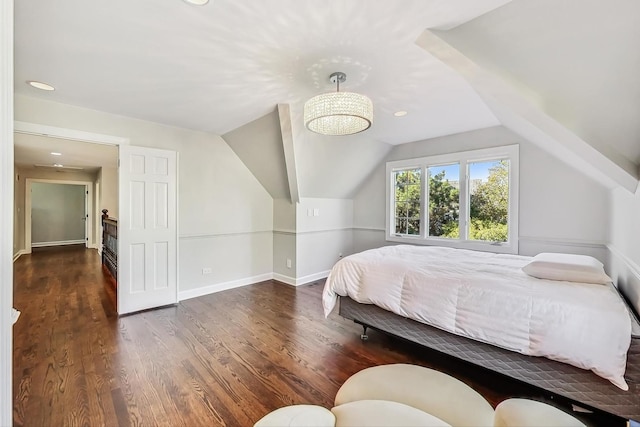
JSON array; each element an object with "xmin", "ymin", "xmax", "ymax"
[{"xmin": 304, "ymin": 72, "xmax": 373, "ymax": 136}]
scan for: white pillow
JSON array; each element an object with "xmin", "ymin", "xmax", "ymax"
[{"xmin": 522, "ymin": 252, "xmax": 612, "ymax": 285}]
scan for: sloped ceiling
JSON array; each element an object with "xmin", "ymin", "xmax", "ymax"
[
  {"xmin": 438, "ymin": 0, "xmax": 640, "ymax": 174},
  {"xmin": 13, "ymin": 0, "xmax": 640, "ymax": 199},
  {"xmin": 222, "ymin": 109, "xmax": 290, "ymax": 199}
]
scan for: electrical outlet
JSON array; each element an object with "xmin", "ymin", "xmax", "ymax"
[
  {"xmin": 286, "ymin": 259, "xmax": 292, "ymax": 269},
  {"xmin": 202, "ymin": 267, "xmax": 212, "ymax": 275}
]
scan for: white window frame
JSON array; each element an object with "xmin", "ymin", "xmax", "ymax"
[{"xmin": 385, "ymin": 145, "xmax": 519, "ymax": 254}]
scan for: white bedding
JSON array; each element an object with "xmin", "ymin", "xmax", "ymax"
[{"xmin": 323, "ymin": 245, "xmax": 632, "ymax": 390}]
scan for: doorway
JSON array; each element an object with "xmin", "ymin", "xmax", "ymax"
[{"xmin": 25, "ymin": 180, "xmax": 92, "ymax": 252}]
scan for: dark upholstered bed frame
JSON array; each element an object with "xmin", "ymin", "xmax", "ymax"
[{"xmin": 338, "ymin": 296, "xmax": 640, "ymax": 421}]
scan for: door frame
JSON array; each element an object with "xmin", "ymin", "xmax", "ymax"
[
  {"xmin": 25, "ymin": 178, "xmax": 94, "ymax": 252},
  {"xmin": 1, "ymin": 0, "xmax": 13, "ymax": 423},
  {"xmin": 15, "ymin": 122, "xmax": 129, "ymax": 253}
]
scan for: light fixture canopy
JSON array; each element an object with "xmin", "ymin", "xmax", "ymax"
[{"xmin": 304, "ymin": 72, "xmax": 373, "ymax": 136}]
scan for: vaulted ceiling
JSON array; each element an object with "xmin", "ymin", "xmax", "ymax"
[{"xmin": 13, "ymin": 0, "xmax": 640, "ymax": 199}]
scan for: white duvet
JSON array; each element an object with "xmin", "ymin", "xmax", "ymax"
[{"xmin": 323, "ymin": 245, "xmax": 632, "ymax": 390}]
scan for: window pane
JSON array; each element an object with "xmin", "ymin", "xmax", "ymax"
[
  {"xmin": 395, "ymin": 218, "xmax": 408, "ymax": 235},
  {"xmin": 393, "ymin": 168, "xmax": 420, "ymax": 235},
  {"xmin": 395, "ymin": 202, "xmax": 408, "ymax": 218},
  {"xmin": 428, "ymin": 164, "xmax": 459, "ymax": 238},
  {"xmin": 469, "ymin": 160, "xmax": 509, "ymax": 242}
]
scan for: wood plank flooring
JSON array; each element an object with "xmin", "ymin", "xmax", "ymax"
[{"xmin": 13, "ymin": 246, "xmax": 623, "ymax": 426}]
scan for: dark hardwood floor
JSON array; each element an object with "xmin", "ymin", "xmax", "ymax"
[{"xmin": 13, "ymin": 246, "xmax": 623, "ymax": 426}]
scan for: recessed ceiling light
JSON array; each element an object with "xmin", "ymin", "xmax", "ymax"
[
  {"xmin": 394, "ymin": 111, "xmax": 408, "ymax": 117},
  {"xmin": 183, "ymin": 0, "xmax": 209, "ymax": 5},
  {"xmin": 50, "ymin": 152, "xmax": 62, "ymax": 156},
  {"xmin": 27, "ymin": 80, "xmax": 55, "ymax": 91}
]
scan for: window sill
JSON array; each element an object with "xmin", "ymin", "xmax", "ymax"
[{"xmin": 385, "ymin": 234, "xmax": 518, "ymax": 254}]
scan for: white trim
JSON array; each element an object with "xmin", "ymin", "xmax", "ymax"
[
  {"xmin": 519, "ymin": 236, "xmax": 607, "ymax": 249},
  {"xmin": 296, "ymin": 228, "xmax": 352, "ymax": 236},
  {"xmin": 13, "ymin": 250, "xmax": 27, "ymax": 262},
  {"xmin": 178, "ymin": 269, "xmax": 331, "ymax": 300},
  {"xmin": 32, "ymin": 240, "xmax": 86, "ymax": 248},
  {"xmin": 273, "ymin": 273, "xmax": 296, "ymax": 286},
  {"xmin": 353, "ymin": 227, "xmax": 385, "ymax": 232},
  {"xmin": 1, "ymin": 0, "xmax": 13, "ymax": 422},
  {"xmin": 25, "ymin": 178, "xmax": 94, "ymax": 253},
  {"xmin": 178, "ymin": 273, "xmax": 273, "ymax": 301},
  {"xmin": 181, "ymin": 229, "xmax": 354, "ymax": 240},
  {"xmin": 14, "ymin": 121, "xmax": 130, "ymax": 146},
  {"xmin": 294, "ymin": 270, "xmax": 330, "ymax": 286},
  {"xmin": 274, "ymin": 228, "xmax": 353, "ymax": 236},
  {"xmin": 277, "ymin": 104, "xmax": 300, "ymax": 204},
  {"xmin": 273, "ymin": 229, "xmax": 296, "ymax": 235},
  {"xmin": 274, "ymin": 270, "xmax": 331, "ymax": 286},
  {"xmin": 179, "ymin": 230, "xmax": 272, "ymax": 239}
]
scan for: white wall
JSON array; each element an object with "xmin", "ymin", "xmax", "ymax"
[
  {"xmin": 99, "ymin": 166, "xmax": 118, "ymax": 219},
  {"xmin": 609, "ymin": 186, "xmax": 640, "ymax": 315},
  {"xmin": 295, "ymin": 198, "xmax": 354, "ymax": 282},
  {"xmin": 15, "ymin": 95, "xmax": 274, "ymax": 296},
  {"xmin": 1, "ymin": 1, "xmax": 13, "ymax": 421},
  {"xmin": 31, "ymin": 183, "xmax": 86, "ymax": 245},
  {"xmin": 353, "ymin": 126, "xmax": 610, "ymax": 262}
]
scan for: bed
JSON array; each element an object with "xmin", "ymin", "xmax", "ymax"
[{"xmin": 323, "ymin": 245, "xmax": 640, "ymax": 421}]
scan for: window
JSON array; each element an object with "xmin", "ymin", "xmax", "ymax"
[
  {"xmin": 386, "ymin": 145, "xmax": 519, "ymax": 254},
  {"xmin": 393, "ymin": 168, "xmax": 421, "ymax": 235}
]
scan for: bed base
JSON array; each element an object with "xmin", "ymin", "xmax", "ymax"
[{"xmin": 339, "ymin": 296, "xmax": 640, "ymax": 421}]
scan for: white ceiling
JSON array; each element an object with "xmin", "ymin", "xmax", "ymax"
[
  {"xmin": 14, "ymin": 133, "xmax": 118, "ymax": 171},
  {"xmin": 14, "ymin": 0, "xmax": 510, "ymax": 146},
  {"xmin": 14, "ymin": 0, "xmax": 638, "ymax": 197}
]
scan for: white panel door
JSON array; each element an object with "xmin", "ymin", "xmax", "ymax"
[{"xmin": 118, "ymin": 145, "xmax": 177, "ymax": 315}]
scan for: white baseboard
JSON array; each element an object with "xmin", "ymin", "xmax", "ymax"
[
  {"xmin": 273, "ymin": 270, "xmax": 330, "ymax": 286},
  {"xmin": 12, "ymin": 250, "xmax": 27, "ymax": 262},
  {"xmin": 178, "ymin": 273, "xmax": 273, "ymax": 301},
  {"xmin": 272, "ymin": 273, "xmax": 296, "ymax": 286},
  {"xmin": 180, "ymin": 269, "xmax": 331, "ymax": 301},
  {"xmin": 295, "ymin": 270, "xmax": 330, "ymax": 286},
  {"xmin": 31, "ymin": 239, "xmax": 85, "ymax": 248}
]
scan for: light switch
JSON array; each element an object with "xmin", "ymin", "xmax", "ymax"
[{"xmin": 313, "ymin": 208, "xmax": 320, "ymax": 216}]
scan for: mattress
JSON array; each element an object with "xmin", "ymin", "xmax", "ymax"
[{"xmin": 323, "ymin": 245, "xmax": 632, "ymax": 390}]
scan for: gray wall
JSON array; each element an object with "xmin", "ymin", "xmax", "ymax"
[
  {"xmin": 31, "ymin": 182, "xmax": 85, "ymax": 245},
  {"xmin": 352, "ymin": 126, "xmax": 610, "ymax": 263}
]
